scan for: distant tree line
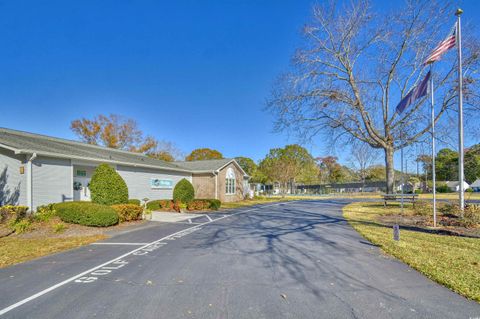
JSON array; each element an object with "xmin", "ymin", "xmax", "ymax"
[
  {"xmin": 71, "ymin": 114, "xmax": 478, "ymax": 192},
  {"xmin": 417, "ymin": 145, "xmax": 480, "ymax": 184}
]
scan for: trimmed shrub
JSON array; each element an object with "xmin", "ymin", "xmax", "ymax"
[
  {"xmin": 55, "ymin": 202, "xmax": 118, "ymax": 227},
  {"xmin": 187, "ymin": 200, "xmax": 208, "ymax": 211},
  {"xmin": 187, "ymin": 199, "xmax": 221, "ymax": 210},
  {"xmin": 204, "ymin": 199, "xmax": 221, "ymax": 210},
  {"xmin": 0, "ymin": 206, "xmax": 29, "ymax": 224},
  {"xmin": 127, "ymin": 199, "xmax": 141, "ymax": 206},
  {"xmin": 147, "ymin": 198, "xmax": 221, "ymax": 212},
  {"xmin": 146, "ymin": 200, "xmax": 175, "ymax": 211},
  {"xmin": 173, "ymin": 179, "xmax": 195, "ymax": 204},
  {"xmin": 89, "ymin": 164, "xmax": 129, "ymax": 205},
  {"xmin": 439, "ymin": 201, "xmax": 461, "ymax": 216},
  {"xmin": 111, "ymin": 204, "xmax": 144, "ymax": 222},
  {"xmin": 435, "ymin": 183, "xmax": 450, "ymax": 193},
  {"xmin": 146, "ymin": 200, "xmax": 163, "ymax": 211},
  {"xmin": 172, "ymin": 200, "xmax": 181, "ymax": 212},
  {"xmin": 413, "ymin": 201, "xmax": 432, "ymax": 216},
  {"xmin": 146, "ymin": 200, "xmax": 160, "ymax": 211},
  {"xmin": 52, "ymin": 222, "xmax": 67, "ymax": 233},
  {"xmin": 9, "ymin": 219, "xmax": 32, "ymax": 234},
  {"xmin": 194, "ymin": 199, "xmax": 221, "ymax": 210},
  {"xmin": 461, "ymin": 204, "xmax": 480, "ymax": 228},
  {"xmin": 34, "ymin": 204, "xmax": 57, "ymax": 222}
]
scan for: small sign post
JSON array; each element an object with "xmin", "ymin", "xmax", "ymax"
[{"xmin": 393, "ymin": 224, "xmax": 400, "ymax": 241}]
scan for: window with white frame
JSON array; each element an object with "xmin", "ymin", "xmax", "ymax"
[{"xmin": 225, "ymin": 168, "xmax": 236, "ymax": 195}]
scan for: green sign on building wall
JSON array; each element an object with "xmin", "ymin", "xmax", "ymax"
[{"xmin": 150, "ymin": 178, "xmax": 173, "ymax": 189}]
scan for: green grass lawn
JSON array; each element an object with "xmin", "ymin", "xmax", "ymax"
[
  {"xmin": 220, "ymin": 197, "xmax": 296, "ymax": 210},
  {"xmin": 343, "ymin": 202, "xmax": 480, "ymax": 302},
  {"xmin": 419, "ymin": 192, "xmax": 480, "ymax": 200},
  {"xmin": 283, "ymin": 192, "xmax": 480, "ymax": 200}
]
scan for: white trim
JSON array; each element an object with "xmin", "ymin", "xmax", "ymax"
[
  {"xmin": 70, "ymin": 162, "xmax": 74, "ymax": 200},
  {"xmin": 14, "ymin": 150, "xmax": 192, "ymax": 174},
  {"xmin": 71, "ymin": 159, "xmax": 102, "ymax": 167},
  {"xmin": 186, "ymin": 159, "xmax": 249, "ymax": 177},
  {"xmin": 90, "ymin": 243, "xmax": 150, "ymax": 246},
  {"xmin": 0, "ymin": 143, "xmax": 21, "ymax": 153},
  {"xmin": 214, "ymin": 172, "xmax": 218, "ymax": 200},
  {"xmin": 26, "ymin": 153, "xmax": 37, "ymax": 211},
  {"xmin": 216, "ymin": 159, "xmax": 249, "ymax": 177}
]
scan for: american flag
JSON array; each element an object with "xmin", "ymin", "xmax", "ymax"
[{"xmin": 424, "ymin": 23, "xmax": 457, "ymax": 65}]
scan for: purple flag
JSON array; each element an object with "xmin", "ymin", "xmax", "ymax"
[{"xmin": 396, "ymin": 71, "xmax": 431, "ymax": 114}]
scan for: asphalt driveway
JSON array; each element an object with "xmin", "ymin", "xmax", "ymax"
[{"xmin": 0, "ymin": 201, "xmax": 478, "ymax": 318}]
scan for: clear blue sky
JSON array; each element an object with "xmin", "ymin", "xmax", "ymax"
[{"xmin": 0, "ymin": 1, "xmax": 478, "ymax": 169}]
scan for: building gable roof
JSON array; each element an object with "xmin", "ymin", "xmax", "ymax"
[
  {"xmin": 471, "ymin": 179, "xmax": 480, "ymax": 188},
  {"xmin": 0, "ymin": 127, "xmax": 190, "ymax": 173},
  {"xmin": 174, "ymin": 158, "xmax": 248, "ymax": 176},
  {"xmin": 445, "ymin": 181, "xmax": 470, "ymax": 188}
]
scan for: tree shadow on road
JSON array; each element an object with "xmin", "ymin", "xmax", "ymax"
[{"xmin": 189, "ymin": 200, "xmax": 407, "ymax": 303}]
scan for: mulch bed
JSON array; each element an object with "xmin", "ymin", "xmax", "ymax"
[
  {"xmin": 1, "ymin": 218, "xmax": 146, "ymax": 240},
  {"xmin": 376, "ymin": 214, "xmax": 480, "ymax": 238}
]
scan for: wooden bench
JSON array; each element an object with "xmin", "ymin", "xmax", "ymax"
[{"xmin": 382, "ymin": 194, "xmax": 418, "ymax": 207}]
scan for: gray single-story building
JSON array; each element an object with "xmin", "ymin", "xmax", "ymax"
[
  {"xmin": 445, "ymin": 181, "xmax": 470, "ymax": 192},
  {"xmin": 0, "ymin": 127, "xmax": 248, "ymax": 210}
]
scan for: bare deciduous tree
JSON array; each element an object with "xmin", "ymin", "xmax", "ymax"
[
  {"xmin": 349, "ymin": 142, "xmax": 380, "ymax": 184},
  {"xmin": 267, "ymin": 0, "xmax": 480, "ymax": 193}
]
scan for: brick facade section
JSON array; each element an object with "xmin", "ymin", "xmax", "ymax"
[
  {"xmin": 217, "ymin": 162, "xmax": 244, "ymax": 202},
  {"xmin": 191, "ymin": 173, "xmax": 216, "ymax": 199},
  {"xmin": 191, "ymin": 162, "xmax": 245, "ymax": 202}
]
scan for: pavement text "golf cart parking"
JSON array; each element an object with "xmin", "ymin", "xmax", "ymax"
[{"xmin": 74, "ymin": 227, "xmax": 202, "ymax": 284}]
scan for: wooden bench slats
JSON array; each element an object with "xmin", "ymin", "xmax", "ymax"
[{"xmin": 382, "ymin": 194, "xmax": 418, "ymax": 207}]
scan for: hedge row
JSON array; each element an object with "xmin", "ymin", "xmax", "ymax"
[
  {"xmin": 146, "ymin": 200, "xmax": 181, "ymax": 212},
  {"xmin": 55, "ymin": 202, "xmax": 119, "ymax": 227},
  {"xmin": 147, "ymin": 199, "xmax": 221, "ymax": 211},
  {"xmin": 195, "ymin": 199, "xmax": 221, "ymax": 210},
  {"xmin": 111, "ymin": 204, "xmax": 143, "ymax": 222}
]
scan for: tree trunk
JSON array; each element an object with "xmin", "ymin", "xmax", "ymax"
[{"xmin": 384, "ymin": 146, "xmax": 395, "ymax": 194}]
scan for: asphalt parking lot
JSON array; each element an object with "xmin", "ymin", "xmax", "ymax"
[{"xmin": 0, "ymin": 201, "xmax": 478, "ymax": 318}]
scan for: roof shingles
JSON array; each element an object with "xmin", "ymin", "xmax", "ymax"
[
  {"xmin": 0, "ymin": 127, "xmax": 185, "ymax": 172},
  {"xmin": 173, "ymin": 158, "xmax": 234, "ymax": 172},
  {"xmin": 0, "ymin": 127, "xmax": 242, "ymax": 175}
]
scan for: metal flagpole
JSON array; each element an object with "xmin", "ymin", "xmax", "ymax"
[
  {"xmin": 400, "ymin": 133, "xmax": 404, "ymax": 215},
  {"xmin": 430, "ymin": 66, "xmax": 437, "ymax": 227},
  {"xmin": 456, "ymin": 8, "xmax": 465, "ymax": 215}
]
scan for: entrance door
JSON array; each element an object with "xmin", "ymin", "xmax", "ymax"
[{"xmin": 73, "ymin": 176, "xmax": 91, "ymax": 201}]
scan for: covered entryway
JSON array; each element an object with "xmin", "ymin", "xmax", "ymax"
[{"xmin": 72, "ymin": 165, "xmax": 95, "ymax": 201}]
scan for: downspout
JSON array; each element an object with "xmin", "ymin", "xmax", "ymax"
[
  {"xmin": 26, "ymin": 153, "xmax": 37, "ymax": 212},
  {"xmin": 214, "ymin": 170, "xmax": 219, "ymax": 200}
]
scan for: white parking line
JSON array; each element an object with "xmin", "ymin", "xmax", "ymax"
[
  {"xmin": 0, "ymin": 202, "xmax": 285, "ymax": 316},
  {"xmin": 90, "ymin": 243, "xmax": 150, "ymax": 246},
  {"xmin": 205, "ymin": 214, "xmax": 213, "ymax": 222}
]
